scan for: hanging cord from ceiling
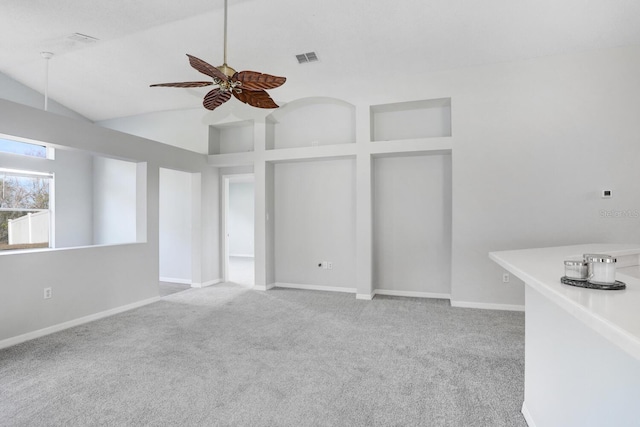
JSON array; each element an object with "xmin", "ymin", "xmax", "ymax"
[{"xmin": 41, "ymin": 52, "xmax": 53, "ymax": 111}]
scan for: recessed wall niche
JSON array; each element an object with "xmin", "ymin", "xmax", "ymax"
[
  {"xmin": 209, "ymin": 120, "xmax": 254, "ymax": 154},
  {"xmin": 370, "ymin": 98, "xmax": 451, "ymax": 142},
  {"xmin": 266, "ymin": 97, "xmax": 355, "ymax": 150}
]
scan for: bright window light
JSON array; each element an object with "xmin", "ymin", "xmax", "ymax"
[
  {"xmin": 0, "ymin": 169, "xmax": 53, "ymax": 251},
  {"xmin": 0, "ymin": 137, "xmax": 48, "ymax": 158}
]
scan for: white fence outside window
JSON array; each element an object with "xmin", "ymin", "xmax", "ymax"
[{"xmin": 8, "ymin": 211, "xmax": 50, "ymax": 244}]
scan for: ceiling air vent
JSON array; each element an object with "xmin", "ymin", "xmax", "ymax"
[
  {"xmin": 67, "ymin": 33, "xmax": 100, "ymax": 44},
  {"xmin": 296, "ymin": 52, "xmax": 319, "ymax": 64}
]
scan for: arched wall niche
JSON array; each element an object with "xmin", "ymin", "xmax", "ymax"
[{"xmin": 265, "ymin": 97, "xmax": 356, "ymax": 150}]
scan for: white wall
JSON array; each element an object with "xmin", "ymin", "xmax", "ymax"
[
  {"xmin": 0, "ymin": 72, "xmax": 90, "ymax": 122},
  {"xmin": 54, "ymin": 149, "xmax": 94, "ymax": 248},
  {"xmin": 159, "ymin": 168, "xmax": 192, "ymax": 283},
  {"xmin": 92, "ymin": 157, "xmax": 138, "ymax": 245},
  {"xmin": 274, "ymin": 159, "xmax": 356, "ymax": 289},
  {"xmin": 90, "ymin": 44, "xmax": 640, "ymax": 308},
  {"xmin": 210, "ymin": 123, "xmax": 255, "ymax": 154},
  {"xmin": 445, "ymin": 46, "xmax": 640, "ymax": 307},
  {"xmin": 98, "ymin": 109, "xmax": 209, "ymax": 154},
  {"xmin": 228, "ymin": 181, "xmax": 254, "ymax": 257},
  {"xmin": 268, "ymin": 99, "xmax": 355, "ymax": 149},
  {"xmin": 373, "ymin": 154, "xmax": 452, "ymax": 296},
  {"xmin": 0, "ymin": 99, "xmax": 220, "ymax": 344}
]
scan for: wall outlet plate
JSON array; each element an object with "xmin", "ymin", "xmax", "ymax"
[{"xmin": 44, "ymin": 287, "xmax": 52, "ymax": 299}]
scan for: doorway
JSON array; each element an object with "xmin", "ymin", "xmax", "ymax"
[{"xmin": 223, "ymin": 174, "xmax": 255, "ymax": 286}]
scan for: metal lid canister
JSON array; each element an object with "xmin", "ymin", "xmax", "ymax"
[
  {"xmin": 584, "ymin": 254, "xmax": 617, "ymax": 285},
  {"xmin": 564, "ymin": 260, "xmax": 588, "ymax": 281}
]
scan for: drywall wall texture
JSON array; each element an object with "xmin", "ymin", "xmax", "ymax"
[
  {"xmin": 0, "ymin": 72, "xmax": 90, "ymax": 122},
  {"xmin": 0, "ymin": 99, "xmax": 220, "ymax": 342},
  {"xmin": 53, "ymin": 149, "xmax": 94, "ymax": 248},
  {"xmin": 99, "ymin": 108, "xmax": 209, "ymax": 154},
  {"xmin": 92, "ymin": 156, "xmax": 137, "ymax": 245},
  {"xmin": 446, "ymin": 46, "xmax": 640, "ymax": 307},
  {"xmin": 373, "ymin": 154, "xmax": 452, "ymax": 296},
  {"xmin": 274, "ymin": 159, "xmax": 356, "ymax": 289},
  {"xmin": 228, "ymin": 181, "xmax": 255, "ymax": 257},
  {"xmin": 159, "ymin": 168, "xmax": 193, "ymax": 283},
  {"xmin": 95, "ymin": 44, "xmax": 640, "ymax": 308},
  {"xmin": 267, "ymin": 98, "xmax": 355, "ymax": 149}
]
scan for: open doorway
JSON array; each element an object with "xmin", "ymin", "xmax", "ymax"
[{"xmin": 223, "ymin": 174, "xmax": 255, "ymax": 286}]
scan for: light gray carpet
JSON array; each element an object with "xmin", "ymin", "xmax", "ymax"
[
  {"xmin": 158, "ymin": 281, "xmax": 191, "ymax": 297},
  {"xmin": 0, "ymin": 283, "xmax": 526, "ymax": 426}
]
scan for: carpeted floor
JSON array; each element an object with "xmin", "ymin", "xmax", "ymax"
[
  {"xmin": 0, "ymin": 283, "xmax": 526, "ymax": 426},
  {"xmin": 158, "ymin": 281, "xmax": 191, "ymax": 297}
]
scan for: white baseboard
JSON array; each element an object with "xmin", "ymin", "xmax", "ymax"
[
  {"xmin": 0, "ymin": 296, "xmax": 161, "ymax": 350},
  {"xmin": 191, "ymin": 278, "xmax": 222, "ymax": 288},
  {"xmin": 275, "ymin": 282, "xmax": 356, "ymax": 294},
  {"xmin": 521, "ymin": 402, "xmax": 535, "ymax": 427},
  {"xmin": 159, "ymin": 277, "xmax": 191, "ymax": 285},
  {"xmin": 356, "ymin": 293, "xmax": 375, "ymax": 300},
  {"xmin": 450, "ymin": 300, "xmax": 525, "ymax": 312},
  {"xmin": 253, "ymin": 283, "xmax": 275, "ymax": 291},
  {"xmin": 229, "ymin": 254, "xmax": 254, "ymax": 258},
  {"xmin": 374, "ymin": 289, "xmax": 451, "ymax": 300}
]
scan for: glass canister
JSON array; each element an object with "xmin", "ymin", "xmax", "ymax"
[
  {"xmin": 564, "ymin": 260, "xmax": 588, "ymax": 281},
  {"xmin": 584, "ymin": 254, "xmax": 617, "ymax": 285}
]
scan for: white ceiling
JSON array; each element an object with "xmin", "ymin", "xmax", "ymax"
[{"xmin": 2, "ymin": 0, "xmax": 640, "ymax": 122}]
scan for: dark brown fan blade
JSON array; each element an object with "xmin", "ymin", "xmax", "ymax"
[
  {"xmin": 187, "ymin": 54, "xmax": 228, "ymax": 82},
  {"xmin": 233, "ymin": 71, "xmax": 286, "ymax": 90},
  {"xmin": 203, "ymin": 89, "xmax": 232, "ymax": 110},
  {"xmin": 233, "ymin": 89, "xmax": 278, "ymax": 109},
  {"xmin": 150, "ymin": 81, "xmax": 213, "ymax": 88}
]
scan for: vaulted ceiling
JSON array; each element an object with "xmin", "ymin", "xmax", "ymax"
[{"xmin": 2, "ymin": 0, "xmax": 640, "ymax": 122}]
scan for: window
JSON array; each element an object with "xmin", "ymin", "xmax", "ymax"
[
  {"xmin": 0, "ymin": 168, "xmax": 53, "ymax": 251},
  {"xmin": 0, "ymin": 137, "xmax": 49, "ymax": 158}
]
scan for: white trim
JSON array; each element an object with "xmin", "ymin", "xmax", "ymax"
[
  {"xmin": 191, "ymin": 278, "xmax": 222, "ymax": 288},
  {"xmin": 0, "ymin": 296, "xmax": 161, "ymax": 350},
  {"xmin": 229, "ymin": 254, "xmax": 255, "ymax": 258},
  {"xmin": 521, "ymin": 402, "xmax": 535, "ymax": 427},
  {"xmin": 274, "ymin": 282, "xmax": 356, "ymax": 294},
  {"xmin": 374, "ymin": 289, "xmax": 451, "ymax": 300},
  {"xmin": 356, "ymin": 293, "xmax": 375, "ymax": 300},
  {"xmin": 159, "ymin": 277, "xmax": 191, "ymax": 285},
  {"xmin": 253, "ymin": 283, "xmax": 275, "ymax": 291},
  {"xmin": 450, "ymin": 300, "xmax": 525, "ymax": 312}
]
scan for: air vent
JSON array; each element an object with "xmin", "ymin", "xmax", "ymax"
[
  {"xmin": 296, "ymin": 52, "xmax": 319, "ymax": 64},
  {"xmin": 67, "ymin": 33, "xmax": 100, "ymax": 44}
]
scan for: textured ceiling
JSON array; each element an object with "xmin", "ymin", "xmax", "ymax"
[{"xmin": 2, "ymin": 0, "xmax": 640, "ymax": 121}]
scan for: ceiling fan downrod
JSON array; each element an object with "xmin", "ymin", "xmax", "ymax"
[{"xmin": 217, "ymin": 0, "xmax": 236, "ymax": 78}]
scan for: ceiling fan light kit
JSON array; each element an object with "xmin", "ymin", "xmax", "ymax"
[{"xmin": 150, "ymin": 0, "xmax": 286, "ymax": 111}]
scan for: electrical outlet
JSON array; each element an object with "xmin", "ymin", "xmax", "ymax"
[
  {"xmin": 322, "ymin": 261, "xmax": 328, "ymax": 269},
  {"xmin": 44, "ymin": 287, "xmax": 52, "ymax": 299},
  {"xmin": 327, "ymin": 261, "xmax": 333, "ymax": 270},
  {"xmin": 502, "ymin": 273, "xmax": 510, "ymax": 283}
]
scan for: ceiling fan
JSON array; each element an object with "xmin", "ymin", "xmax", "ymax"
[{"xmin": 150, "ymin": 0, "xmax": 286, "ymax": 111}]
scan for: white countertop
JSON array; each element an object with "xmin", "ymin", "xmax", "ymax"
[{"xmin": 490, "ymin": 243, "xmax": 640, "ymax": 361}]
